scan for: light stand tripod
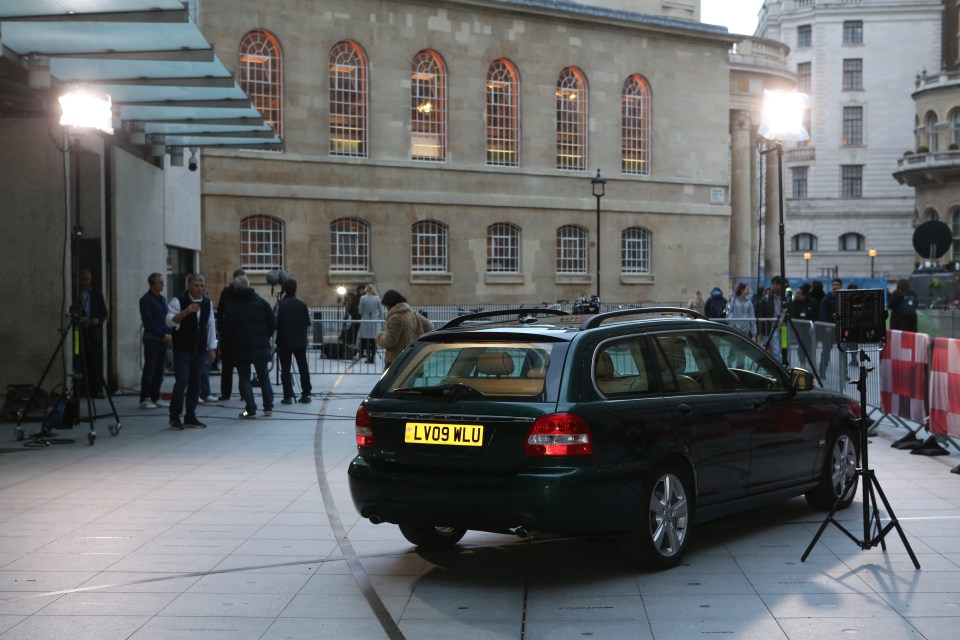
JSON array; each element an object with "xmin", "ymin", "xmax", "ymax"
[
  {"xmin": 762, "ymin": 305, "xmax": 824, "ymax": 387},
  {"xmin": 801, "ymin": 346, "xmax": 920, "ymax": 568}
]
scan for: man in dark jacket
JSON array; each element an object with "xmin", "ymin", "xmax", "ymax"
[
  {"xmin": 276, "ymin": 278, "xmax": 312, "ymax": 404},
  {"xmin": 703, "ymin": 287, "xmax": 728, "ymax": 319},
  {"xmin": 166, "ymin": 273, "xmax": 217, "ymax": 430},
  {"xmin": 215, "ymin": 268, "xmax": 246, "ymax": 401},
  {"xmin": 77, "ymin": 268, "xmax": 109, "ymax": 398},
  {"xmin": 219, "ymin": 274, "xmax": 276, "ymax": 418},
  {"xmin": 818, "ymin": 278, "xmax": 841, "ymax": 376}
]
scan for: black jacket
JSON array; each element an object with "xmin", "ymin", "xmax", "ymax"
[
  {"xmin": 276, "ymin": 295, "xmax": 311, "ymax": 350},
  {"xmin": 219, "ymin": 287, "xmax": 276, "ymax": 365}
]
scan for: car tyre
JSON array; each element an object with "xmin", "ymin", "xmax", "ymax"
[
  {"xmin": 804, "ymin": 423, "xmax": 859, "ymax": 510},
  {"xmin": 398, "ymin": 524, "xmax": 467, "ymax": 549},
  {"xmin": 617, "ymin": 463, "xmax": 693, "ymax": 571}
]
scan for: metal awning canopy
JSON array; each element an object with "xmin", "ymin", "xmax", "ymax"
[{"xmin": 0, "ymin": 0, "xmax": 282, "ymax": 150}]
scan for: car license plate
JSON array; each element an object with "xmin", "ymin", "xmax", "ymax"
[{"xmin": 405, "ymin": 422, "xmax": 483, "ymax": 446}]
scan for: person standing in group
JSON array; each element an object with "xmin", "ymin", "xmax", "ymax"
[
  {"xmin": 703, "ymin": 287, "xmax": 728, "ymax": 320},
  {"xmin": 76, "ymin": 269, "xmax": 108, "ymax": 398},
  {"xmin": 686, "ymin": 290, "xmax": 705, "ymax": 316},
  {"xmin": 889, "ymin": 277, "xmax": 919, "ymax": 333},
  {"xmin": 818, "ymin": 278, "xmax": 842, "ymax": 377},
  {"xmin": 138, "ymin": 273, "xmax": 171, "ymax": 410},
  {"xmin": 219, "ymin": 274, "xmax": 275, "ymax": 419},
  {"xmin": 166, "ymin": 273, "xmax": 217, "ymax": 430},
  {"xmin": 727, "ymin": 282, "xmax": 756, "ymax": 341},
  {"xmin": 358, "ymin": 284, "xmax": 383, "ymax": 364},
  {"xmin": 215, "ymin": 268, "xmax": 246, "ymax": 401},
  {"xmin": 790, "ymin": 283, "xmax": 819, "ymax": 368},
  {"xmin": 376, "ymin": 289, "xmax": 433, "ymax": 368},
  {"xmin": 276, "ymin": 278, "xmax": 312, "ymax": 405},
  {"xmin": 757, "ymin": 275, "xmax": 785, "ymax": 360}
]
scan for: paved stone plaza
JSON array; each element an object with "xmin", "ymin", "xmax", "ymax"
[{"xmin": 1, "ymin": 373, "xmax": 959, "ymax": 639}]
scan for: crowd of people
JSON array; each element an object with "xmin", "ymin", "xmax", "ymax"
[
  {"xmin": 689, "ymin": 275, "xmax": 922, "ymax": 377},
  {"xmin": 132, "ymin": 270, "xmax": 434, "ymax": 430}
]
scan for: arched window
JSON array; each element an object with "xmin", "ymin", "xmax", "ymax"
[
  {"xmin": 622, "ymin": 227, "xmax": 652, "ymax": 273},
  {"xmin": 329, "ymin": 41, "xmax": 368, "ymax": 157},
  {"xmin": 924, "ymin": 208, "xmax": 940, "ymax": 221},
  {"xmin": 792, "ymin": 233, "xmax": 818, "ymax": 251},
  {"xmin": 926, "ymin": 111, "xmax": 939, "ymax": 152},
  {"xmin": 487, "ymin": 222, "xmax": 520, "ymax": 273},
  {"xmin": 240, "ymin": 215, "xmax": 284, "ymax": 271},
  {"xmin": 411, "ymin": 220, "xmax": 449, "ymax": 272},
  {"xmin": 330, "ymin": 218, "xmax": 369, "ymax": 271},
  {"xmin": 952, "ymin": 110, "xmax": 960, "ymax": 147},
  {"xmin": 621, "ymin": 74, "xmax": 651, "ymax": 175},
  {"xmin": 239, "ymin": 30, "xmax": 283, "ymax": 137},
  {"xmin": 556, "ymin": 67, "xmax": 587, "ymax": 171},
  {"xmin": 556, "ymin": 225, "xmax": 588, "ymax": 274},
  {"xmin": 838, "ymin": 232, "xmax": 865, "ymax": 251},
  {"xmin": 486, "ymin": 59, "xmax": 520, "ymax": 167},
  {"xmin": 411, "ymin": 50, "xmax": 447, "ymax": 162}
]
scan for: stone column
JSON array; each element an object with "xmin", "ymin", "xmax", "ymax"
[{"xmin": 730, "ymin": 110, "xmax": 754, "ymax": 282}]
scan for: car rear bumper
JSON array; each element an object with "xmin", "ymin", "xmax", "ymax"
[{"xmin": 347, "ymin": 455, "xmax": 644, "ymax": 535}]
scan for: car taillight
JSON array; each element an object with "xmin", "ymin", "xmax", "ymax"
[
  {"xmin": 356, "ymin": 405, "xmax": 375, "ymax": 448},
  {"xmin": 525, "ymin": 413, "xmax": 593, "ymax": 456},
  {"xmin": 850, "ymin": 400, "xmax": 862, "ymax": 420}
]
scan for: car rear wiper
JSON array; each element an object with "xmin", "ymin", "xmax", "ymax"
[{"xmin": 391, "ymin": 383, "xmax": 485, "ymax": 399}]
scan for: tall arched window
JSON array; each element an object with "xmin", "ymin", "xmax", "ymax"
[
  {"xmin": 838, "ymin": 232, "xmax": 865, "ymax": 251},
  {"xmin": 239, "ymin": 30, "xmax": 283, "ymax": 137},
  {"xmin": 556, "ymin": 225, "xmax": 588, "ymax": 274},
  {"xmin": 411, "ymin": 50, "xmax": 447, "ymax": 162},
  {"xmin": 952, "ymin": 110, "xmax": 960, "ymax": 147},
  {"xmin": 621, "ymin": 74, "xmax": 651, "ymax": 175},
  {"xmin": 329, "ymin": 40, "xmax": 368, "ymax": 157},
  {"xmin": 411, "ymin": 220, "xmax": 449, "ymax": 272},
  {"xmin": 791, "ymin": 233, "xmax": 818, "ymax": 251},
  {"xmin": 330, "ymin": 218, "xmax": 369, "ymax": 271},
  {"xmin": 486, "ymin": 59, "xmax": 520, "ymax": 167},
  {"xmin": 487, "ymin": 222, "xmax": 520, "ymax": 273},
  {"xmin": 556, "ymin": 67, "xmax": 587, "ymax": 171},
  {"xmin": 926, "ymin": 111, "xmax": 939, "ymax": 152},
  {"xmin": 240, "ymin": 215, "xmax": 284, "ymax": 271},
  {"xmin": 621, "ymin": 227, "xmax": 652, "ymax": 274}
]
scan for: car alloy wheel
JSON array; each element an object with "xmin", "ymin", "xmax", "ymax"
[
  {"xmin": 618, "ymin": 464, "xmax": 692, "ymax": 570},
  {"xmin": 805, "ymin": 425, "xmax": 859, "ymax": 510}
]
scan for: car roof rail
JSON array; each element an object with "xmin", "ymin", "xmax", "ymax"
[
  {"xmin": 441, "ymin": 308, "xmax": 571, "ymax": 329},
  {"xmin": 579, "ymin": 306, "xmax": 706, "ymax": 330}
]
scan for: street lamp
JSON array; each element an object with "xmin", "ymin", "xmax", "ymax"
[
  {"xmin": 804, "ymin": 252, "xmax": 811, "ymax": 279},
  {"xmin": 591, "ymin": 169, "xmax": 606, "ymax": 300},
  {"xmin": 758, "ymin": 89, "xmax": 809, "ymax": 367},
  {"xmin": 869, "ymin": 248, "xmax": 877, "ymax": 278}
]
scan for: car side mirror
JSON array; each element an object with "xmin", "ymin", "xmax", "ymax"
[{"xmin": 790, "ymin": 368, "xmax": 814, "ymax": 391}]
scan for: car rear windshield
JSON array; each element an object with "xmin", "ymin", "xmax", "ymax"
[{"xmin": 380, "ymin": 341, "xmax": 564, "ymax": 402}]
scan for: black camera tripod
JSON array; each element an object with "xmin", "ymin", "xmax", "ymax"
[
  {"xmin": 14, "ymin": 306, "xmax": 121, "ymax": 447},
  {"xmin": 762, "ymin": 306, "xmax": 824, "ymax": 387},
  {"xmin": 801, "ymin": 348, "xmax": 920, "ymax": 568}
]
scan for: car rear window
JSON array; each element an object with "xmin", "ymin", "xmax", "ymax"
[{"xmin": 382, "ymin": 341, "xmax": 562, "ymax": 401}]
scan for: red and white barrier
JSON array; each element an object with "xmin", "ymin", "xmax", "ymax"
[
  {"xmin": 880, "ymin": 329, "xmax": 928, "ymax": 424},
  {"xmin": 929, "ymin": 337, "xmax": 960, "ymax": 438}
]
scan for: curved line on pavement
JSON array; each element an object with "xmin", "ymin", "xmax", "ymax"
[{"xmin": 314, "ymin": 374, "xmax": 406, "ymax": 640}]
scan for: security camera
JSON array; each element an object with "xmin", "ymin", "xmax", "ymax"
[{"xmin": 188, "ymin": 148, "xmax": 198, "ymax": 172}]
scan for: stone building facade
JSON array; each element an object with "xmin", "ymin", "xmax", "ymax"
[
  {"xmin": 196, "ymin": 0, "xmax": 746, "ymax": 306},
  {"xmin": 757, "ymin": 0, "xmax": 943, "ymax": 283}
]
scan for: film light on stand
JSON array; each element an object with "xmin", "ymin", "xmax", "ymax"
[{"xmin": 58, "ymin": 86, "xmax": 114, "ymax": 135}]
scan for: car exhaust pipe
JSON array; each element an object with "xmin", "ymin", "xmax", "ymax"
[
  {"xmin": 369, "ymin": 516, "xmax": 383, "ymax": 525},
  {"xmin": 510, "ymin": 526, "xmax": 529, "ymax": 538}
]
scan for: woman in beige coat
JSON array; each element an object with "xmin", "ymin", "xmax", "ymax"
[{"xmin": 376, "ymin": 289, "xmax": 433, "ymax": 367}]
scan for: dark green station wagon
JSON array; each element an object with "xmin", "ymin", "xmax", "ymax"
[{"xmin": 348, "ymin": 308, "xmax": 860, "ymax": 570}]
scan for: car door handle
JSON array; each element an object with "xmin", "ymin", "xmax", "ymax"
[{"xmin": 677, "ymin": 403, "xmax": 692, "ymax": 415}]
